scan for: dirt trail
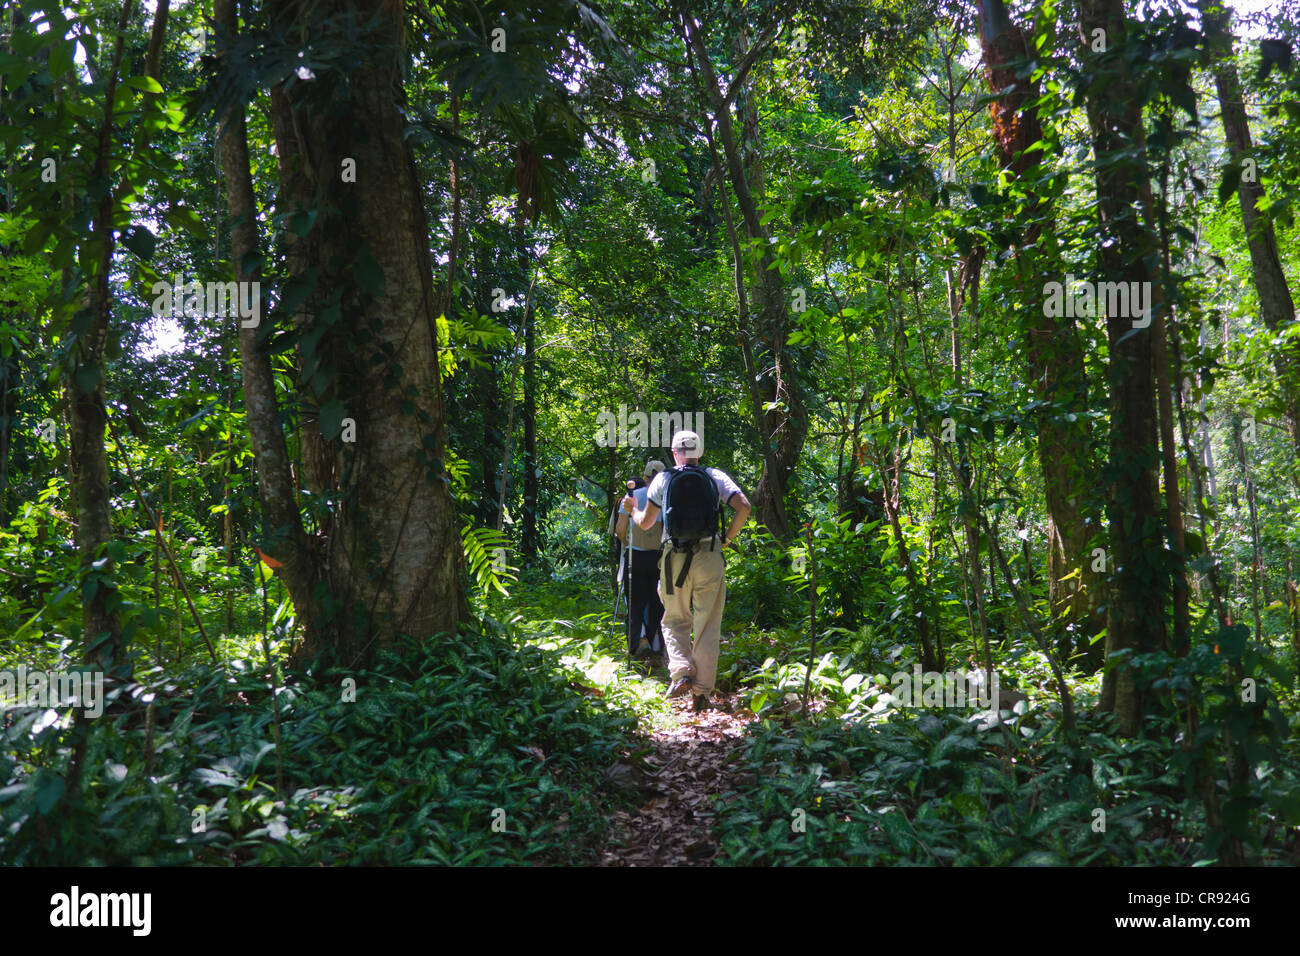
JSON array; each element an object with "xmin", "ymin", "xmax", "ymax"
[{"xmin": 599, "ymin": 692, "xmax": 757, "ymax": 866}]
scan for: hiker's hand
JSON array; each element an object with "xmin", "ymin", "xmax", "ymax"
[{"xmin": 620, "ymin": 494, "xmax": 637, "ymax": 515}]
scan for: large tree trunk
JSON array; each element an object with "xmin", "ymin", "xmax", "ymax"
[
  {"xmin": 685, "ymin": 15, "xmax": 804, "ymax": 540},
  {"xmin": 266, "ymin": 0, "xmax": 465, "ymax": 664},
  {"xmin": 980, "ymin": 3, "xmax": 1104, "ymax": 665},
  {"xmin": 1079, "ymin": 0, "xmax": 1169, "ymax": 732},
  {"xmin": 1200, "ymin": 0, "xmax": 1300, "ymax": 460}
]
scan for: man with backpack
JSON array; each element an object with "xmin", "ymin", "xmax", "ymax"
[
  {"xmin": 611, "ymin": 459, "xmax": 667, "ymax": 660},
  {"xmin": 622, "ymin": 430, "xmax": 750, "ymax": 711}
]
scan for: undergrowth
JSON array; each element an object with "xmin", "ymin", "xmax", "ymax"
[{"xmin": 1, "ymin": 617, "xmax": 640, "ymax": 865}]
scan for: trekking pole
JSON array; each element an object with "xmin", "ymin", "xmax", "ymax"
[
  {"xmin": 619, "ymin": 479, "xmax": 635, "ymax": 652},
  {"xmin": 801, "ymin": 522, "xmax": 819, "ymax": 718},
  {"xmin": 611, "ymin": 480, "xmax": 632, "ymax": 641},
  {"xmin": 613, "ymin": 541, "xmax": 626, "ymax": 620}
]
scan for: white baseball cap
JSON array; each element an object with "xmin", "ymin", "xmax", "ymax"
[
  {"xmin": 643, "ymin": 459, "xmax": 667, "ymax": 479},
  {"xmin": 671, "ymin": 430, "xmax": 702, "ymax": 456}
]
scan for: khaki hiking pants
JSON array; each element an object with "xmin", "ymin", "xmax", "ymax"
[{"xmin": 659, "ymin": 537, "xmax": 726, "ymax": 696}]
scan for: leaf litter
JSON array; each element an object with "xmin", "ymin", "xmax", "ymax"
[{"xmin": 599, "ymin": 692, "xmax": 757, "ymax": 866}]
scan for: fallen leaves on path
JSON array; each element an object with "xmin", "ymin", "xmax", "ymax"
[{"xmin": 600, "ymin": 694, "xmax": 758, "ymax": 867}]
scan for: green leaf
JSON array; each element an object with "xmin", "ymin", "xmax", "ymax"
[
  {"xmin": 319, "ymin": 398, "xmax": 345, "ymax": 440},
  {"xmin": 47, "ymin": 42, "xmax": 73, "ymax": 79},
  {"xmin": 1217, "ymin": 163, "xmax": 1239, "ymax": 205},
  {"xmin": 1214, "ymin": 624, "xmax": 1248, "ymax": 661},
  {"xmin": 1014, "ymin": 849, "xmax": 1064, "ymax": 866},
  {"xmin": 85, "ymin": 177, "xmax": 112, "ymax": 202},
  {"xmin": 950, "ymin": 792, "xmax": 982, "ymax": 818},
  {"xmin": 289, "ymin": 209, "xmax": 319, "ymax": 237},
  {"xmin": 22, "ymin": 221, "xmax": 52, "ymax": 255},
  {"xmin": 51, "ymin": 237, "xmax": 76, "ymax": 269},
  {"xmin": 123, "ymin": 75, "xmax": 164, "ymax": 94},
  {"xmin": 275, "ymin": 271, "xmax": 318, "ymax": 318},
  {"xmin": 193, "ymin": 768, "xmax": 240, "ymax": 788},
  {"xmin": 35, "ymin": 773, "xmax": 65, "ymax": 814},
  {"xmin": 120, "ymin": 224, "xmax": 156, "ymax": 261},
  {"xmin": 166, "ymin": 204, "xmax": 204, "ymax": 235},
  {"xmin": 354, "ymin": 248, "xmax": 386, "ymax": 297},
  {"xmin": 74, "ymin": 363, "xmax": 101, "ymax": 394}
]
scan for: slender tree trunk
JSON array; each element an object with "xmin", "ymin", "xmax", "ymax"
[
  {"xmin": 440, "ymin": 92, "xmax": 463, "ymax": 320},
  {"xmin": 215, "ymin": 0, "xmax": 322, "ymax": 644},
  {"xmin": 871, "ymin": 428, "xmax": 940, "ymax": 672},
  {"xmin": 0, "ymin": 297, "xmax": 11, "ymax": 527},
  {"xmin": 684, "ymin": 14, "xmax": 804, "ymax": 540},
  {"xmin": 1201, "ymin": 0, "xmax": 1300, "ymax": 460},
  {"xmin": 1079, "ymin": 0, "xmax": 1169, "ymax": 733},
  {"xmin": 223, "ymin": 354, "xmax": 235, "ymax": 635},
  {"xmin": 465, "ymin": 130, "xmax": 502, "ymax": 529},
  {"xmin": 496, "ymin": 281, "xmax": 532, "ymax": 535},
  {"xmin": 0, "ymin": 6, "xmax": 15, "ymax": 528},
  {"xmin": 63, "ymin": 0, "xmax": 137, "ymax": 805},
  {"xmin": 606, "ymin": 443, "xmax": 618, "ymax": 598},
  {"xmin": 1153, "ymin": 125, "xmax": 1190, "ymax": 654},
  {"xmin": 520, "ymin": 236, "xmax": 540, "ymax": 564},
  {"xmin": 1173, "ymin": 314, "xmax": 1228, "ymax": 624},
  {"xmin": 73, "ymin": 0, "xmax": 135, "ymax": 671},
  {"xmin": 213, "ymin": 114, "xmax": 236, "ymax": 637},
  {"xmin": 1234, "ymin": 418, "xmax": 1264, "ymax": 645},
  {"xmin": 1199, "ymin": 322, "xmax": 1220, "ymax": 503},
  {"xmin": 700, "ymin": 116, "xmax": 781, "ymax": 511}
]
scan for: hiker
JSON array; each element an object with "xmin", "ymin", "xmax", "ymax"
[
  {"xmin": 608, "ymin": 471, "xmax": 651, "ymax": 612},
  {"xmin": 623, "ymin": 430, "xmax": 750, "ymax": 712},
  {"xmin": 607, "ymin": 476, "xmax": 642, "ymax": 610},
  {"xmin": 612, "ymin": 460, "xmax": 668, "ymax": 659}
]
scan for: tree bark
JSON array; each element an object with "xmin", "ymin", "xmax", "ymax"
[
  {"xmin": 73, "ymin": 0, "xmax": 135, "ymax": 671},
  {"xmin": 265, "ymin": 0, "xmax": 465, "ymax": 664},
  {"xmin": 520, "ymin": 234, "xmax": 540, "ymax": 564},
  {"xmin": 1079, "ymin": 0, "xmax": 1169, "ymax": 732},
  {"xmin": 1152, "ymin": 126, "xmax": 1191, "ymax": 654},
  {"xmin": 215, "ymin": 0, "xmax": 323, "ymax": 645},
  {"xmin": 980, "ymin": 3, "xmax": 1104, "ymax": 664},
  {"xmin": 684, "ymin": 14, "xmax": 804, "ymax": 540}
]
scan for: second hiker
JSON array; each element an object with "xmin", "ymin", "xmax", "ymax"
[{"xmin": 612, "ymin": 459, "xmax": 667, "ymax": 661}]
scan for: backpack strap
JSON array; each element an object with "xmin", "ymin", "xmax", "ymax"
[
  {"xmin": 717, "ymin": 488, "xmax": 725, "ymax": 548},
  {"xmin": 674, "ymin": 543, "xmax": 695, "ymax": 589},
  {"xmin": 663, "ymin": 538, "xmax": 699, "ymax": 594}
]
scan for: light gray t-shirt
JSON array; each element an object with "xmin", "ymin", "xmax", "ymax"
[
  {"xmin": 647, "ymin": 466, "xmax": 743, "ymax": 543},
  {"xmin": 612, "ymin": 486, "xmax": 662, "ymax": 551}
]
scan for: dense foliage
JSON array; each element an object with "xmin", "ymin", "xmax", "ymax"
[{"xmin": 2, "ymin": 0, "xmax": 1299, "ymax": 866}]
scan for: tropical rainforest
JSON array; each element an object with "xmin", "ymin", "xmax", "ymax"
[{"xmin": 1, "ymin": 0, "xmax": 1299, "ymax": 869}]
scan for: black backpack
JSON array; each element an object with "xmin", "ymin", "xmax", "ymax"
[{"xmin": 661, "ymin": 465, "xmax": 723, "ymax": 592}]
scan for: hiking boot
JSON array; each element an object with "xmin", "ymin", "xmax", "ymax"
[
  {"xmin": 632, "ymin": 639, "xmax": 652, "ymax": 660},
  {"xmin": 666, "ymin": 675, "xmax": 694, "ymax": 699},
  {"xmin": 692, "ymin": 694, "xmax": 710, "ymax": 712}
]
